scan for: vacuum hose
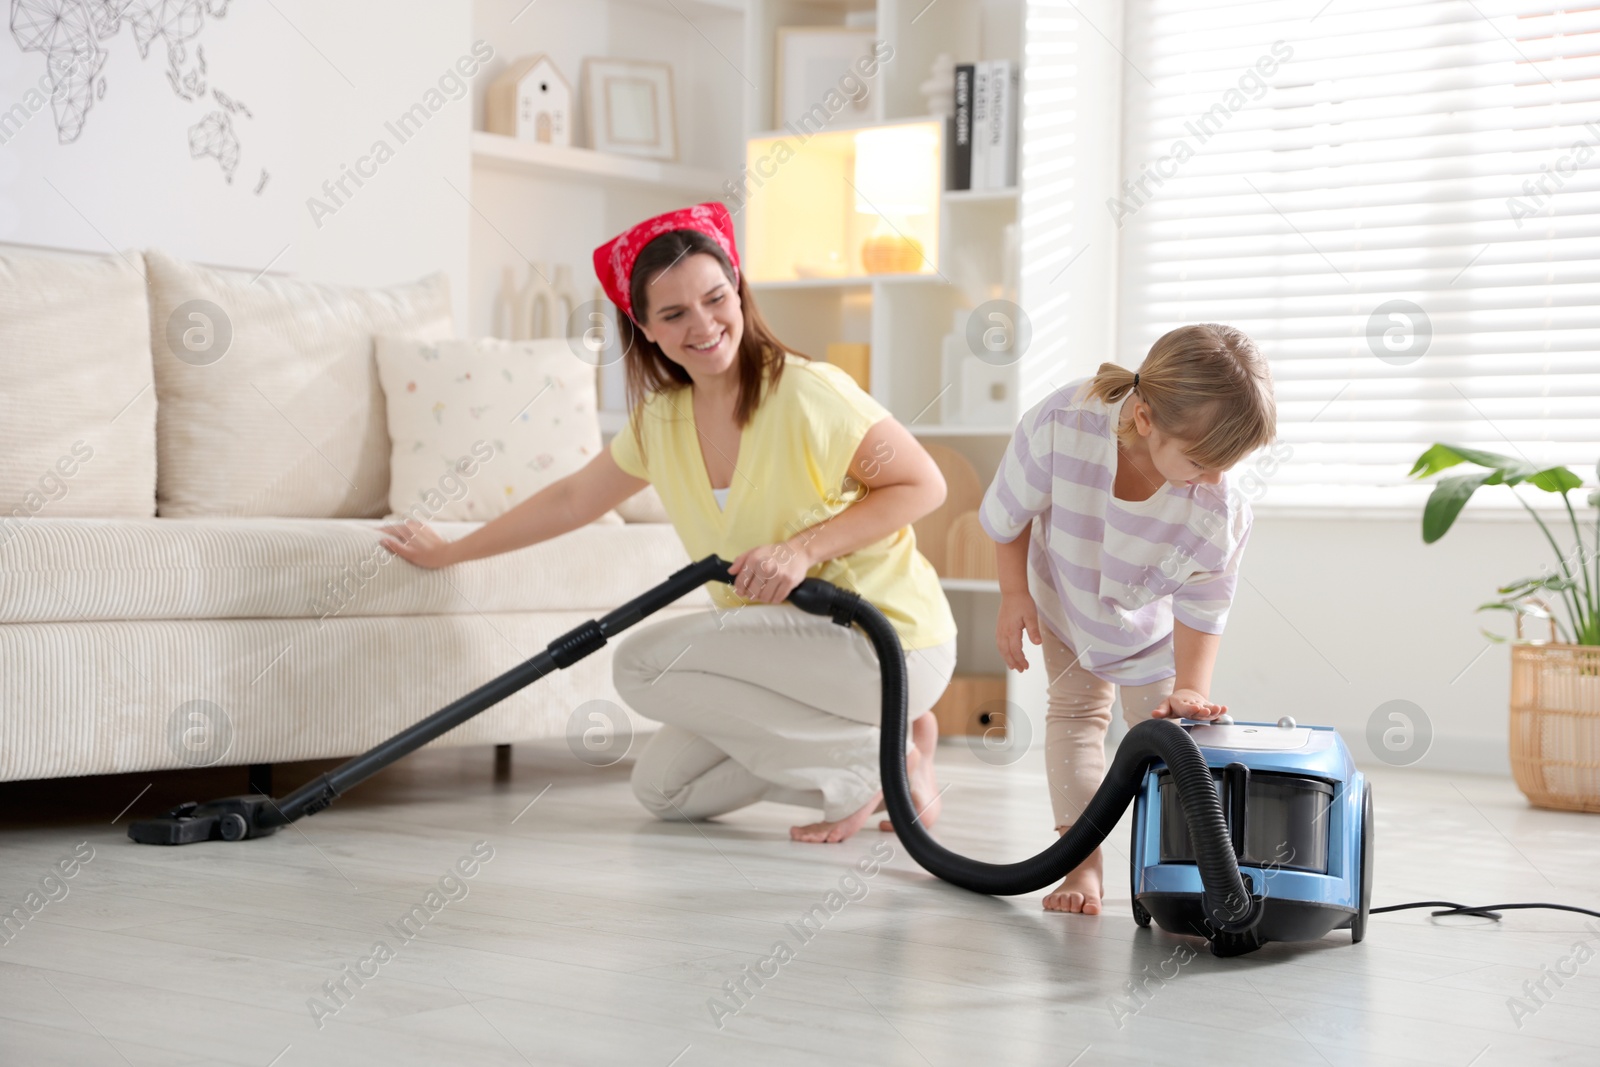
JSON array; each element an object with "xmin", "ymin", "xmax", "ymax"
[{"xmin": 790, "ymin": 576, "xmax": 1259, "ymax": 934}]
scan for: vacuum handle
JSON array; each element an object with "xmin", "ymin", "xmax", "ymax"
[
  {"xmin": 1224, "ymin": 761, "xmax": 1250, "ymax": 860},
  {"xmin": 599, "ymin": 554, "xmax": 734, "ymax": 634}
]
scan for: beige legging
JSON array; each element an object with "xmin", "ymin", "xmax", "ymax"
[
  {"xmin": 615, "ymin": 603, "xmax": 956, "ymax": 822},
  {"xmin": 1042, "ymin": 624, "xmax": 1174, "ymax": 831}
]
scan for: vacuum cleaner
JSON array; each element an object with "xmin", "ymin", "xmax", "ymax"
[{"xmin": 129, "ymin": 554, "xmax": 1369, "ymax": 957}]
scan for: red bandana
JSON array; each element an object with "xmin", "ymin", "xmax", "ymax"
[{"xmin": 592, "ymin": 201, "xmax": 741, "ymax": 323}]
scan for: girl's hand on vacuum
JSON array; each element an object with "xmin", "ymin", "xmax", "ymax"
[
  {"xmin": 1153, "ymin": 688, "xmax": 1228, "ymax": 720},
  {"xmin": 728, "ymin": 541, "xmax": 811, "ymax": 604},
  {"xmin": 378, "ymin": 519, "xmax": 457, "ymax": 569},
  {"xmin": 997, "ymin": 591, "xmax": 1041, "ymax": 672}
]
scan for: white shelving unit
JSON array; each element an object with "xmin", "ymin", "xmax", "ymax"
[
  {"xmin": 943, "ymin": 187, "xmax": 1020, "ymax": 204},
  {"xmin": 471, "ymin": 132, "xmax": 726, "ymax": 196},
  {"xmin": 940, "ymin": 577, "xmax": 1002, "ymax": 594}
]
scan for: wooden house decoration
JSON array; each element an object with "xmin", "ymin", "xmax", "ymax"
[{"xmin": 487, "ymin": 55, "xmax": 572, "ymax": 146}]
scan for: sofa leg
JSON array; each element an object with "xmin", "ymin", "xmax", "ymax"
[
  {"xmin": 494, "ymin": 744, "xmax": 512, "ymax": 781},
  {"xmin": 247, "ymin": 763, "xmax": 273, "ymax": 795}
]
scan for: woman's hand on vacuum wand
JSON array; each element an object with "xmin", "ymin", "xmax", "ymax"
[{"xmin": 729, "ymin": 540, "xmax": 813, "ymax": 604}]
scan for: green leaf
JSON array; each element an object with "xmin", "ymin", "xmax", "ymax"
[
  {"xmin": 1527, "ymin": 466, "xmax": 1583, "ymax": 493},
  {"xmin": 1474, "ymin": 602, "xmax": 1521, "ymax": 643},
  {"xmin": 1495, "ymin": 576, "xmax": 1575, "ymax": 596},
  {"xmin": 1423, "ymin": 470, "xmax": 1502, "ymax": 543},
  {"xmin": 1409, "ymin": 444, "xmax": 1525, "ymax": 480}
]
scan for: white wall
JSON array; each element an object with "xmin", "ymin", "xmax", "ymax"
[
  {"xmin": 1206, "ymin": 511, "xmax": 1557, "ymax": 775},
  {"xmin": 291, "ymin": 2, "xmax": 475, "ymax": 330}
]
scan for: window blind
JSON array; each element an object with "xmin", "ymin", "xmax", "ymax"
[{"xmin": 1116, "ymin": 0, "xmax": 1600, "ymax": 509}]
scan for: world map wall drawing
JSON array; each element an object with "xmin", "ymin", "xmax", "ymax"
[{"xmin": 9, "ymin": 0, "xmax": 269, "ymax": 192}]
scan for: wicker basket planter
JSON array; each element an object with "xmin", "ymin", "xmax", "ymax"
[{"xmin": 1510, "ymin": 638, "xmax": 1600, "ymax": 813}]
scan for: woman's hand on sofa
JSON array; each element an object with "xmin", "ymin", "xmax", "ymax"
[{"xmin": 379, "ymin": 520, "xmax": 457, "ymax": 569}]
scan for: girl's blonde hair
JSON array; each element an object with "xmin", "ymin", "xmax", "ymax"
[{"xmin": 1087, "ymin": 324, "xmax": 1276, "ymax": 471}]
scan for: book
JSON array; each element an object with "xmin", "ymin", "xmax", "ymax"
[
  {"xmin": 984, "ymin": 60, "xmax": 1018, "ymax": 190},
  {"xmin": 949, "ymin": 63, "xmax": 974, "ymax": 192},
  {"xmin": 1001, "ymin": 60, "xmax": 1019, "ymax": 188},
  {"xmin": 970, "ymin": 62, "xmax": 990, "ymax": 191}
]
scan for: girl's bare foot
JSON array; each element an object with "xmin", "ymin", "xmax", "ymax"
[
  {"xmin": 1044, "ymin": 843, "xmax": 1104, "ymax": 914},
  {"xmin": 879, "ymin": 715, "xmax": 942, "ymax": 832},
  {"xmin": 791, "ymin": 789, "xmax": 881, "ymax": 843}
]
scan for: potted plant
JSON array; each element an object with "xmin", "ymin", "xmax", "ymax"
[{"xmin": 1410, "ymin": 445, "xmax": 1599, "ymax": 812}]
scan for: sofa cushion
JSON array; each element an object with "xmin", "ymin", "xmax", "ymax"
[
  {"xmin": 0, "ymin": 517, "xmax": 696, "ymax": 624},
  {"xmin": 0, "ymin": 249, "xmax": 155, "ymax": 521},
  {"xmin": 0, "ymin": 609, "xmax": 713, "ymax": 781},
  {"xmin": 146, "ymin": 250, "xmax": 453, "ymax": 519},
  {"xmin": 375, "ymin": 336, "xmax": 611, "ymax": 522}
]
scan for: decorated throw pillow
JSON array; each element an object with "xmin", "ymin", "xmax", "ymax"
[{"xmin": 374, "ymin": 336, "xmax": 612, "ymax": 523}]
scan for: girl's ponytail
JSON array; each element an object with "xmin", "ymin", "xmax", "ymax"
[{"xmin": 1087, "ymin": 361, "xmax": 1141, "ymax": 404}]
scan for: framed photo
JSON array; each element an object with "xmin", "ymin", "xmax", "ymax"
[
  {"xmin": 774, "ymin": 27, "xmax": 878, "ymax": 129},
  {"xmin": 582, "ymin": 58, "xmax": 678, "ymax": 161}
]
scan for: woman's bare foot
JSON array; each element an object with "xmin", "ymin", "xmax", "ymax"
[
  {"xmin": 879, "ymin": 714, "xmax": 942, "ymax": 832},
  {"xmin": 1043, "ymin": 843, "xmax": 1104, "ymax": 914},
  {"xmin": 790, "ymin": 789, "xmax": 881, "ymax": 844}
]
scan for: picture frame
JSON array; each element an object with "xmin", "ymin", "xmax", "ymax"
[
  {"xmin": 582, "ymin": 58, "xmax": 678, "ymax": 161},
  {"xmin": 774, "ymin": 27, "xmax": 878, "ymax": 130}
]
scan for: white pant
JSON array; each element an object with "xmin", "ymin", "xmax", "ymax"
[{"xmin": 614, "ymin": 604, "xmax": 956, "ymax": 822}]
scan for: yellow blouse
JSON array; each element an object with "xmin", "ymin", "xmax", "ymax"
[{"xmin": 609, "ymin": 355, "xmax": 957, "ymax": 651}]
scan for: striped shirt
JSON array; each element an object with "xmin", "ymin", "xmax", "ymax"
[{"xmin": 978, "ymin": 379, "xmax": 1252, "ymax": 686}]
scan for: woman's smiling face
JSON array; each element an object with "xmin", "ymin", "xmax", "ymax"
[{"xmin": 636, "ymin": 252, "xmax": 744, "ymax": 376}]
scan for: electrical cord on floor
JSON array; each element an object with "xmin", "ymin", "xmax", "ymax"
[{"xmin": 1373, "ymin": 900, "xmax": 1600, "ymax": 922}]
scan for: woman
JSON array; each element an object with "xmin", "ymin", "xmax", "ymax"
[{"xmin": 381, "ymin": 202, "xmax": 957, "ymax": 844}]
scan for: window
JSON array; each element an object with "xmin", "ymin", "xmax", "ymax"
[{"xmin": 1117, "ymin": 1, "xmax": 1600, "ymax": 508}]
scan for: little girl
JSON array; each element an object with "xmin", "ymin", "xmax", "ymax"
[{"xmin": 979, "ymin": 324, "xmax": 1277, "ymax": 914}]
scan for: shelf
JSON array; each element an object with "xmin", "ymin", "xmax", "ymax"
[
  {"xmin": 613, "ymin": 0, "xmax": 745, "ymax": 15},
  {"xmin": 909, "ymin": 423, "xmax": 1013, "ymax": 437},
  {"xmin": 939, "ymin": 577, "xmax": 1001, "ymax": 593},
  {"xmin": 471, "ymin": 132, "xmax": 727, "ymax": 196},
  {"xmin": 944, "ymin": 187, "xmax": 1019, "ymax": 203},
  {"xmin": 751, "ymin": 273, "xmax": 944, "ymax": 290},
  {"xmin": 747, "ymin": 112, "xmax": 945, "ymax": 143}
]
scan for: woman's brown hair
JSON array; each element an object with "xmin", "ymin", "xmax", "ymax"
[
  {"xmin": 616, "ymin": 229, "xmax": 804, "ymax": 458},
  {"xmin": 1087, "ymin": 324, "xmax": 1277, "ymax": 471}
]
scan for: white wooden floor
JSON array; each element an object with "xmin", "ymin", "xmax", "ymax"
[{"xmin": 2, "ymin": 740, "xmax": 1598, "ymax": 1067}]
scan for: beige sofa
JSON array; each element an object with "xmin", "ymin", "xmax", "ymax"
[{"xmin": 0, "ymin": 247, "xmax": 703, "ymax": 783}]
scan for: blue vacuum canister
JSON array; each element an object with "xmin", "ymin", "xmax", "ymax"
[{"xmin": 1129, "ymin": 717, "xmax": 1373, "ymax": 956}]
